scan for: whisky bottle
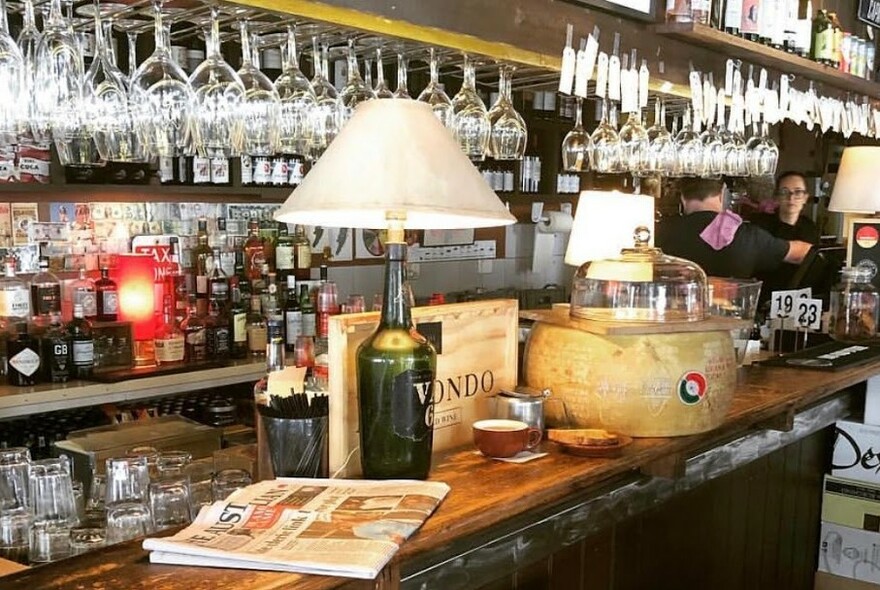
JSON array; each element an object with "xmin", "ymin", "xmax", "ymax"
[
  {"xmin": 94, "ymin": 268, "xmax": 118, "ymax": 322},
  {"xmin": 243, "ymin": 219, "xmax": 267, "ymax": 281},
  {"xmin": 356, "ymin": 242, "xmax": 436, "ymax": 479},
  {"xmin": 208, "ymin": 248, "xmax": 229, "ymax": 309},
  {"xmin": 283, "ymin": 276, "xmax": 302, "ymax": 352},
  {"xmin": 67, "ymin": 304, "xmax": 94, "ymax": 379},
  {"xmin": 193, "ymin": 218, "xmax": 212, "ymax": 316},
  {"xmin": 181, "ymin": 296, "xmax": 207, "ymax": 362},
  {"xmin": 293, "ymin": 224, "xmax": 312, "ymax": 282},
  {"xmin": 229, "ymin": 277, "xmax": 248, "ymax": 359},
  {"xmin": 275, "ymin": 223, "xmax": 294, "ymax": 286},
  {"xmin": 246, "ymin": 294, "xmax": 268, "ymax": 357},
  {"xmin": 154, "ymin": 296, "xmax": 185, "ymax": 366},
  {"xmin": 300, "ymin": 283, "xmax": 316, "ymax": 337},
  {"xmin": 206, "ymin": 297, "xmax": 231, "ymax": 361}
]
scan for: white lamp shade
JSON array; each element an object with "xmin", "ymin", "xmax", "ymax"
[
  {"xmin": 274, "ymin": 100, "xmax": 516, "ymax": 229},
  {"xmin": 564, "ymin": 191, "xmax": 656, "ymax": 267},
  {"xmin": 829, "ymin": 146, "xmax": 880, "ymax": 213}
]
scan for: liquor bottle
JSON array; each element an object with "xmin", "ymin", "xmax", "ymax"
[
  {"xmin": 259, "ymin": 219, "xmax": 277, "ymax": 272},
  {"xmin": 261, "ymin": 271, "xmax": 282, "ymax": 325},
  {"xmin": 253, "ymin": 319, "xmax": 285, "ymax": 480},
  {"xmin": 0, "ymin": 259, "xmax": 31, "ymax": 322},
  {"xmin": 40, "ymin": 315, "xmax": 70, "ymax": 383},
  {"xmin": 94, "ymin": 268, "xmax": 118, "ymax": 322},
  {"xmin": 828, "ymin": 12, "xmax": 842, "ymax": 68},
  {"xmin": 724, "ymin": 0, "xmax": 742, "ymax": 34},
  {"xmin": 300, "ymin": 283, "xmax": 316, "ymax": 337},
  {"xmin": 275, "ymin": 223, "xmax": 294, "ymax": 285},
  {"xmin": 30, "ymin": 256, "xmax": 61, "ymax": 320},
  {"xmin": 356, "ymin": 242, "xmax": 436, "ymax": 479},
  {"xmin": 246, "ymin": 294, "xmax": 268, "ymax": 357},
  {"xmin": 193, "ymin": 218, "xmax": 212, "ymax": 316},
  {"xmin": 758, "ymin": 0, "xmax": 775, "ymax": 44},
  {"xmin": 167, "ymin": 240, "xmax": 188, "ymax": 327},
  {"xmin": 206, "ymin": 297, "xmax": 231, "ymax": 361},
  {"xmin": 67, "ymin": 304, "xmax": 94, "ymax": 380},
  {"xmin": 243, "ymin": 219, "xmax": 267, "ymax": 281},
  {"xmin": 181, "ymin": 296, "xmax": 207, "ymax": 362},
  {"xmin": 293, "ymin": 224, "xmax": 312, "ymax": 282},
  {"xmin": 812, "ymin": 9, "xmax": 831, "ymax": 63},
  {"xmin": 229, "ymin": 277, "xmax": 249, "ymax": 359},
  {"xmin": 665, "ymin": 0, "xmax": 693, "ymax": 23},
  {"xmin": 69, "ymin": 268, "xmax": 97, "ymax": 321},
  {"xmin": 7, "ymin": 323, "xmax": 40, "ymax": 386},
  {"xmin": 208, "ymin": 248, "xmax": 229, "ymax": 309},
  {"xmin": 283, "ymin": 276, "xmax": 302, "ymax": 352},
  {"xmin": 154, "ymin": 296, "xmax": 185, "ymax": 366},
  {"xmin": 691, "ymin": 0, "xmax": 710, "ymax": 25},
  {"xmin": 316, "ymin": 266, "xmax": 339, "ymax": 339},
  {"xmin": 741, "ymin": 0, "xmax": 761, "ymax": 41}
]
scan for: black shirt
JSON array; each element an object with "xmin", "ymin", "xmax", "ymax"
[
  {"xmin": 751, "ymin": 213, "xmax": 820, "ymax": 244},
  {"xmin": 655, "ymin": 211, "xmax": 790, "ymax": 279}
]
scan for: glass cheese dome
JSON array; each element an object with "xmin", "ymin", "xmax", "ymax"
[{"xmin": 570, "ymin": 227, "xmax": 708, "ymax": 322}]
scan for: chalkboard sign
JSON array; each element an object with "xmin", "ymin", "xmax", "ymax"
[
  {"xmin": 847, "ymin": 218, "xmax": 880, "ymax": 290},
  {"xmin": 858, "ymin": 0, "xmax": 880, "ymax": 29}
]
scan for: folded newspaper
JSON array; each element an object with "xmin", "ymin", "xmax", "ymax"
[{"xmin": 142, "ymin": 478, "xmax": 451, "ymax": 580}]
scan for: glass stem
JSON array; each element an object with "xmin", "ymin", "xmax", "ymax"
[
  {"xmin": 574, "ymin": 97, "xmax": 583, "ymax": 129},
  {"xmin": 126, "ymin": 31, "xmax": 137, "ymax": 79},
  {"xmin": 153, "ymin": 0, "xmax": 165, "ymax": 52},
  {"xmin": 285, "ymin": 25, "xmax": 297, "ymax": 72},
  {"xmin": 429, "ymin": 48, "xmax": 439, "ymax": 85},
  {"xmin": 311, "ymin": 35, "xmax": 321, "ymax": 79},
  {"xmin": 209, "ymin": 7, "xmax": 221, "ymax": 58},
  {"xmin": 396, "ymin": 52, "xmax": 407, "ymax": 94},
  {"xmin": 239, "ymin": 21, "xmax": 252, "ymax": 66},
  {"xmin": 375, "ymin": 47, "xmax": 385, "ymax": 88},
  {"xmin": 346, "ymin": 38, "xmax": 358, "ymax": 82}
]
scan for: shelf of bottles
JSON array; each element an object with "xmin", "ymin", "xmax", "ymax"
[{"xmin": 653, "ymin": 1, "xmax": 879, "ymax": 99}]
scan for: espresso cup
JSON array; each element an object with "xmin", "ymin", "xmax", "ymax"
[{"xmin": 473, "ymin": 419, "xmax": 542, "ymax": 458}]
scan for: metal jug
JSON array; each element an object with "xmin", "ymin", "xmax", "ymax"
[{"xmin": 489, "ymin": 386, "xmax": 551, "ymax": 432}]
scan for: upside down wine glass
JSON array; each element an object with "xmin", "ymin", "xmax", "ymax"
[
  {"xmin": 309, "ymin": 36, "xmax": 340, "ymax": 158},
  {"xmin": 338, "ymin": 37, "xmax": 375, "ymax": 125},
  {"xmin": 561, "ymin": 96, "xmax": 592, "ymax": 172},
  {"xmin": 451, "ymin": 54, "xmax": 490, "ymax": 160},
  {"xmin": 275, "ymin": 24, "xmax": 316, "ymax": 157},
  {"xmin": 487, "ymin": 65, "xmax": 526, "ymax": 160},
  {"xmin": 417, "ymin": 48, "xmax": 454, "ymax": 129},
  {"xmin": 237, "ymin": 21, "xmax": 280, "ymax": 157}
]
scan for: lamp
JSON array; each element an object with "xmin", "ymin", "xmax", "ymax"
[
  {"xmin": 116, "ymin": 253, "xmax": 157, "ymax": 366},
  {"xmin": 564, "ymin": 191, "xmax": 656, "ymax": 267},
  {"xmin": 828, "ymin": 146, "xmax": 880, "ymax": 213},
  {"xmin": 275, "ymin": 100, "xmax": 515, "ymax": 479}
]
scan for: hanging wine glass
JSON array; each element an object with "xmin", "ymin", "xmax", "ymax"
[
  {"xmin": 275, "ymin": 24, "xmax": 315, "ymax": 157},
  {"xmin": 744, "ymin": 120, "xmax": 763, "ymax": 177},
  {"xmin": 641, "ymin": 99, "xmax": 675, "ymax": 176},
  {"xmin": 309, "ymin": 37, "xmax": 340, "ymax": 158},
  {"xmin": 487, "ymin": 65, "xmax": 526, "ymax": 161},
  {"xmin": 618, "ymin": 107, "xmax": 648, "ymax": 175},
  {"xmin": 451, "ymin": 54, "xmax": 490, "ymax": 160},
  {"xmin": 666, "ymin": 115, "xmax": 682, "ymax": 178},
  {"xmin": 591, "ymin": 98, "xmax": 621, "ymax": 174},
  {"xmin": 699, "ymin": 106, "xmax": 724, "ymax": 179},
  {"xmin": 561, "ymin": 96, "xmax": 592, "ymax": 172},
  {"xmin": 16, "ymin": 0, "xmax": 42, "ymax": 143},
  {"xmin": 417, "ymin": 48, "xmax": 454, "ymax": 129},
  {"xmin": 720, "ymin": 102, "xmax": 744, "ymax": 177},
  {"xmin": 674, "ymin": 107, "xmax": 702, "ymax": 177},
  {"xmin": 84, "ymin": 4, "xmax": 141, "ymax": 162},
  {"xmin": 129, "ymin": 0, "xmax": 194, "ymax": 158},
  {"xmin": 338, "ymin": 38, "xmax": 375, "ymax": 125},
  {"xmin": 373, "ymin": 46, "xmax": 393, "ymax": 99},
  {"xmin": 113, "ymin": 20, "xmax": 139, "ymax": 83},
  {"xmin": 393, "ymin": 50, "xmax": 409, "ymax": 99},
  {"xmin": 748, "ymin": 117, "xmax": 779, "ymax": 177},
  {"xmin": 188, "ymin": 6, "xmax": 245, "ymax": 159},
  {"xmin": 236, "ymin": 21, "xmax": 280, "ymax": 157}
]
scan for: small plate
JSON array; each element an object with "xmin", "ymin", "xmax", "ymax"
[{"xmin": 555, "ymin": 435, "xmax": 633, "ymax": 458}]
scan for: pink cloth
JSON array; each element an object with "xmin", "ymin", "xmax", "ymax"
[{"xmin": 699, "ymin": 210, "xmax": 743, "ymax": 251}]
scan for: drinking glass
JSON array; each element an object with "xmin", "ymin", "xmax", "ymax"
[
  {"xmin": 372, "ymin": 46, "xmax": 394, "ymax": 99},
  {"xmin": 618, "ymin": 110, "xmax": 649, "ymax": 174},
  {"xmin": 85, "ymin": 7, "xmax": 142, "ymax": 163},
  {"xmin": 188, "ymin": 7, "xmax": 245, "ymax": 159},
  {"xmin": 105, "ymin": 456, "xmax": 152, "ymax": 544},
  {"xmin": 15, "ymin": 0, "xmax": 41, "ymax": 143},
  {"xmin": 85, "ymin": 472, "xmax": 106, "ymax": 523},
  {"xmin": 591, "ymin": 98, "xmax": 621, "ymax": 174},
  {"xmin": 641, "ymin": 99, "xmax": 675, "ymax": 176},
  {"xmin": 339, "ymin": 37, "xmax": 375, "ymax": 125},
  {"xmin": 451, "ymin": 54, "xmax": 490, "ymax": 160},
  {"xmin": 186, "ymin": 462, "xmax": 214, "ymax": 514},
  {"xmin": 275, "ymin": 24, "xmax": 315, "ymax": 157},
  {"xmin": 487, "ymin": 65, "xmax": 526, "ymax": 161},
  {"xmin": 69, "ymin": 526, "xmax": 106, "ymax": 556},
  {"xmin": 0, "ymin": 447, "xmax": 30, "ymax": 513},
  {"xmin": 149, "ymin": 477, "xmax": 193, "ymax": 530},
  {"xmin": 393, "ymin": 51, "xmax": 410, "ymax": 99},
  {"xmin": 126, "ymin": 446, "xmax": 160, "ymax": 480},
  {"xmin": 29, "ymin": 457, "xmax": 77, "ymax": 562},
  {"xmin": 309, "ymin": 37, "xmax": 340, "ymax": 158},
  {"xmin": 157, "ymin": 450, "xmax": 192, "ymax": 477},
  {"xmin": 345, "ymin": 294, "xmax": 366, "ymax": 313},
  {"xmin": 0, "ymin": 511, "xmax": 29, "ymax": 564},
  {"xmin": 561, "ymin": 96, "xmax": 592, "ymax": 172},
  {"xmin": 211, "ymin": 468, "xmax": 252, "ymax": 501},
  {"xmin": 129, "ymin": 0, "xmax": 194, "ymax": 158},
  {"xmin": 417, "ymin": 48, "xmax": 454, "ymax": 129},
  {"xmin": 674, "ymin": 107, "xmax": 702, "ymax": 177},
  {"xmin": 0, "ymin": 0, "xmax": 24, "ymax": 147},
  {"xmin": 747, "ymin": 120, "xmax": 779, "ymax": 177},
  {"xmin": 237, "ymin": 21, "xmax": 280, "ymax": 156},
  {"xmin": 699, "ymin": 120, "xmax": 724, "ymax": 179}
]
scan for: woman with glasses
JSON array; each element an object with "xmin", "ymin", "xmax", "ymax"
[{"xmin": 753, "ymin": 172, "xmax": 821, "ymax": 244}]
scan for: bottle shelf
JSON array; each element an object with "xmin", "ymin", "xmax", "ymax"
[
  {"xmin": 0, "ymin": 182, "xmax": 293, "ymax": 202},
  {"xmin": 649, "ymin": 22, "xmax": 880, "ymax": 99}
]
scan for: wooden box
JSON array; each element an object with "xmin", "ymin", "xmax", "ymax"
[{"xmin": 328, "ymin": 299, "xmax": 518, "ymax": 476}]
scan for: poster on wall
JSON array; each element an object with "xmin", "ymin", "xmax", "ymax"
[{"xmin": 11, "ymin": 202, "xmax": 38, "ymax": 245}]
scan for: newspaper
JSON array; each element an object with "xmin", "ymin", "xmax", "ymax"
[{"xmin": 142, "ymin": 478, "xmax": 451, "ymax": 580}]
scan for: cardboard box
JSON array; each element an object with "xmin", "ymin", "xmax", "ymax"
[
  {"xmin": 832, "ymin": 421, "xmax": 880, "ymax": 485},
  {"xmin": 816, "ymin": 571, "xmax": 880, "ymax": 590},
  {"xmin": 819, "ymin": 521, "xmax": 880, "ymax": 584},
  {"xmin": 824, "ymin": 475, "xmax": 880, "ymax": 531}
]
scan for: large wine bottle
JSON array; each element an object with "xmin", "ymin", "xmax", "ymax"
[{"xmin": 356, "ymin": 242, "xmax": 436, "ymax": 479}]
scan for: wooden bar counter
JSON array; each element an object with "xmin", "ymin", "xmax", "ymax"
[{"xmin": 2, "ymin": 360, "xmax": 873, "ymax": 590}]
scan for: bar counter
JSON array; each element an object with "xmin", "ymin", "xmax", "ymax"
[{"xmin": 2, "ymin": 360, "xmax": 873, "ymax": 590}]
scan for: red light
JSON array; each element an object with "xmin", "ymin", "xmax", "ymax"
[{"xmin": 116, "ymin": 254, "xmax": 156, "ymax": 340}]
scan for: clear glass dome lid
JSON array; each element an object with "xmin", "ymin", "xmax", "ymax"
[{"xmin": 570, "ymin": 227, "xmax": 708, "ymax": 323}]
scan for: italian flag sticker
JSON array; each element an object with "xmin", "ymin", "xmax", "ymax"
[
  {"xmin": 678, "ymin": 371, "xmax": 707, "ymax": 406},
  {"xmin": 856, "ymin": 226, "xmax": 879, "ymax": 250}
]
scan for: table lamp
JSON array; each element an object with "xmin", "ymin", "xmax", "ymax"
[
  {"xmin": 116, "ymin": 253, "xmax": 157, "ymax": 366},
  {"xmin": 828, "ymin": 146, "xmax": 880, "ymax": 214},
  {"xmin": 275, "ymin": 99, "xmax": 515, "ymax": 479}
]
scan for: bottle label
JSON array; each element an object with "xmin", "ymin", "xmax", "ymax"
[
  {"xmin": 159, "ymin": 157, "xmax": 175, "ymax": 183},
  {"xmin": 186, "ymin": 328, "xmax": 207, "ymax": 360},
  {"xmin": 33, "ymin": 285, "xmax": 61, "ymax": 315},
  {"xmin": 74, "ymin": 289, "xmax": 97, "ymax": 317},
  {"xmin": 253, "ymin": 158, "xmax": 272, "ymax": 184},
  {"xmin": 196, "ymin": 275, "xmax": 208, "ymax": 295},
  {"xmin": 302, "ymin": 312, "xmax": 316, "ymax": 337},
  {"xmin": 724, "ymin": 0, "xmax": 742, "ymax": 28},
  {"xmin": 233, "ymin": 312, "xmax": 247, "ymax": 343},
  {"xmin": 288, "ymin": 159, "xmax": 304, "ymax": 185},
  {"xmin": 240, "ymin": 155, "xmax": 253, "ymax": 185},
  {"xmin": 248, "ymin": 324, "xmax": 268, "ymax": 353},
  {"xmin": 155, "ymin": 335, "xmax": 185, "ymax": 362},
  {"xmin": 391, "ymin": 369, "xmax": 435, "ymax": 439},
  {"xmin": 44, "ymin": 339, "xmax": 70, "ymax": 378},
  {"xmin": 73, "ymin": 340, "xmax": 94, "ymax": 365},
  {"xmin": 296, "ymin": 244, "xmax": 311, "ymax": 270},
  {"xmin": 211, "ymin": 158, "xmax": 230, "ymax": 184},
  {"xmin": 285, "ymin": 310, "xmax": 302, "ymax": 344},
  {"xmin": 209, "ymin": 326, "xmax": 230, "ymax": 357},
  {"xmin": 210, "ymin": 280, "xmax": 228, "ymax": 302},
  {"xmin": 276, "ymin": 246, "xmax": 294, "ymax": 270},
  {"xmin": 193, "ymin": 157, "xmax": 211, "ymax": 183},
  {"xmin": 271, "ymin": 158, "xmax": 289, "ymax": 185},
  {"xmin": 102, "ymin": 291, "xmax": 118, "ymax": 315},
  {"xmin": 9, "ymin": 347, "xmax": 40, "ymax": 377},
  {"xmin": 0, "ymin": 289, "xmax": 30, "ymax": 318}
]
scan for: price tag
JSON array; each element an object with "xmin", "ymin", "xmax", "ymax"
[
  {"xmin": 770, "ymin": 289, "xmax": 798, "ymax": 319},
  {"xmin": 558, "ymin": 23, "xmax": 575, "ymax": 94},
  {"xmin": 595, "ymin": 52, "xmax": 609, "ymax": 98},
  {"xmin": 724, "ymin": 59, "xmax": 734, "ymax": 97},
  {"xmin": 574, "ymin": 38, "xmax": 589, "ymax": 98},
  {"xmin": 638, "ymin": 59, "xmax": 649, "ymax": 109},
  {"xmin": 608, "ymin": 53, "xmax": 621, "ymax": 102},
  {"xmin": 689, "ymin": 70, "xmax": 703, "ymax": 123},
  {"xmin": 585, "ymin": 27, "xmax": 599, "ymax": 82},
  {"xmin": 794, "ymin": 298, "xmax": 822, "ymax": 330}
]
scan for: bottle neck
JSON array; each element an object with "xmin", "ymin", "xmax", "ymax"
[{"xmin": 379, "ymin": 243, "xmax": 411, "ymax": 329}]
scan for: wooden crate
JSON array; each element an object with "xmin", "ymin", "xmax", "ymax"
[{"xmin": 328, "ymin": 299, "xmax": 519, "ymax": 476}]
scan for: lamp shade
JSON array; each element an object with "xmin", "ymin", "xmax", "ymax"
[
  {"xmin": 274, "ymin": 100, "xmax": 516, "ymax": 229},
  {"xmin": 564, "ymin": 191, "xmax": 656, "ymax": 267},
  {"xmin": 116, "ymin": 254, "xmax": 156, "ymax": 341},
  {"xmin": 828, "ymin": 146, "xmax": 880, "ymax": 213}
]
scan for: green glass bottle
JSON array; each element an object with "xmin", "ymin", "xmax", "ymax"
[{"xmin": 356, "ymin": 242, "xmax": 436, "ymax": 480}]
